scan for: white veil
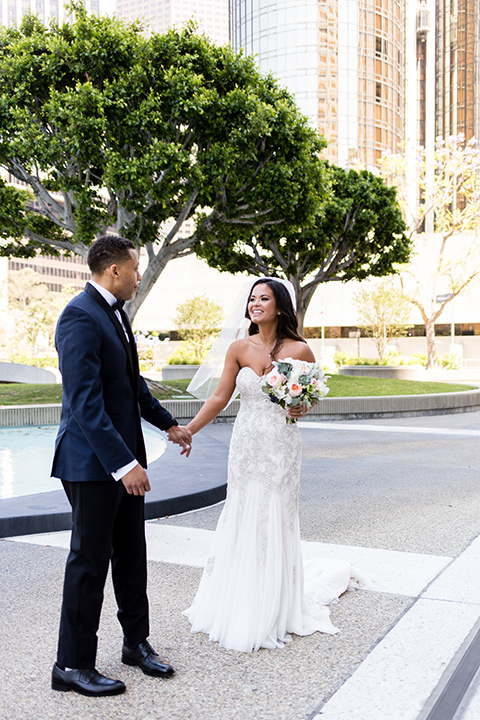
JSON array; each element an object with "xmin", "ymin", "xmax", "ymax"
[{"xmin": 187, "ymin": 277, "xmax": 297, "ymax": 402}]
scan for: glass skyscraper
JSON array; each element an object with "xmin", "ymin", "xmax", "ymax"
[
  {"xmin": 231, "ymin": 0, "xmax": 404, "ymax": 169},
  {"xmin": 436, "ymin": 0, "xmax": 480, "ymax": 142},
  {"xmin": 231, "ymin": 0, "xmax": 319, "ymax": 125}
]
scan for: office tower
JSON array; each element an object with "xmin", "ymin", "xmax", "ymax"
[
  {"xmin": 0, "ymin": 0, "xmax": 105, "ymax": 293},
  {"xmin": 231, "ymin": 0, "xmax": 405, "ymax": 169},
  {"xmin": 115, "ymin": 0, "xmax": 229, "ymax": 45},
  {"xmin": 436, "ymin": 0, "xmax": 480, "ymax": 141},
  {"xmin": 0, "ymin": 0, "xmax": 99, "ymax": 26},
  {"xmin": 8, "ymin": 254, "xmax": 91, "ymax": 293}
]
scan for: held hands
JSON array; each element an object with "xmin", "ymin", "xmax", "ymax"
[
  {"xmin": 121, "ymin": 464, "xmax": 151, "ymax": 496},
  {"xmin": 167, "ymin": 425, "xmax": 192, "ymax": 457}
]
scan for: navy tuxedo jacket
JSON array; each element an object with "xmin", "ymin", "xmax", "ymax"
[{"xmin": 52, "ymin": 283, "xmax": 176, "ymax": 483}]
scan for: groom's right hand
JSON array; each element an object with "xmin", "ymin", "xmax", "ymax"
[{"xmin": 121, "ymin": 464, "xmax": 151, "ymax": 496}]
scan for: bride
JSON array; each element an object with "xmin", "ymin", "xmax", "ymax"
[{"xmin": 183, "ymin": 277, "xmax": 368, "ymax": 652}]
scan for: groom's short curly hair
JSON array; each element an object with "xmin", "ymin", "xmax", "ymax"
[{"xmin": 87, "ymin": 235, "xmax": 136, "ymax": 275}]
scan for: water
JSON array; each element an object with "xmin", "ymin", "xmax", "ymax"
[{"xmin": 0, "ymin": 423, "xmax": 167, "ymax": 499}]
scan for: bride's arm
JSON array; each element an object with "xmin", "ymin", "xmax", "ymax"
[
  {"xmin": 187, "ymin": 344, "xmax": 241, "ymax": 435},
  {"xmin": 286, "ymin": 341, "xmax": 317, "ymax": 419}
]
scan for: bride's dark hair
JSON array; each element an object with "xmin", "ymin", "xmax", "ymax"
[{"xmin": 245, "ymin": 278, "xmax": 306, "ymax": 361}]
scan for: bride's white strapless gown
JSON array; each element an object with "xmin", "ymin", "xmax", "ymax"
[{"xmin": 183, "ymin": 366, "xmax": 371, "ymax": 652}]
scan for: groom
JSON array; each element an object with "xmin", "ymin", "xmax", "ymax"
[{"xmin": 51, "ymin": 234, "xmax": 192, "ymax": 696}]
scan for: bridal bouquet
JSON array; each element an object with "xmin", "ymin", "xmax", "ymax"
[{"xmin": 261, "ymin": 358, "xmax": 329, "ymax": 424}]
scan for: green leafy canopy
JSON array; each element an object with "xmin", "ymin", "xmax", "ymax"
[
  {"xmin": 0, "ymin": 4, "xmax": 325, "ymax": 317},
  {"xmin": 196, "ymin": 162, "xmax": 411, "ymax": 328}
]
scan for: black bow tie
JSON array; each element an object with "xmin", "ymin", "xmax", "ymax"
[{"xmin": 112, "ymin": 299, "xmax": 125, "ymax": 311}]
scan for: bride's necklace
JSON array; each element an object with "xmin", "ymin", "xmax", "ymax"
[{"xmin": 256, "ymin": 337, "xmax": 275, "ymax": 358}]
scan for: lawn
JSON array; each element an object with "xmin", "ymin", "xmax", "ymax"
[
  {"xmin": 0, "ymin": 375, "xmax": 475, "ymax": 406},
  {"xmin": 325, "ymin": 374, "xmax": 476, "ymax": 397}
]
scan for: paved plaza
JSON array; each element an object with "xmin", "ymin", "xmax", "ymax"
[{"xmin": 3, "ymin": 411, "xmax": 480, "ymax": 719}]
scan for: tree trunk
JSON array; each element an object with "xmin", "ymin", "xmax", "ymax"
[
  {"xmin": 425, "ymin": 318, "xmax": 437, "ymax": 369},
  {"xmin": 294, "ymin": 281, "xmax": 319, "ymax": 336},
  {"xmin": 296, "ymin": 305, "xmax": 306, "ymax": 335},
  {"xmin": 124, "ymin": 242, "xmax": 193, "ymax": 322}
]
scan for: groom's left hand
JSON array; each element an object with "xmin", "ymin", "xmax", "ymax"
[{"xmin": 167, "ymin": 425, "xmax": 192, "ymax": 457}]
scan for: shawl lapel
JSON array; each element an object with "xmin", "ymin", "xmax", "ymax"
[{"xmin": 83, "ymin": 283, "xmax": 139, "ymax": 392}]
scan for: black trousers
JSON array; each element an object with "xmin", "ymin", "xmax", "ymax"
[{"xmin": 56, "ymin": 480, "xmax": 149, "ymax": 669}]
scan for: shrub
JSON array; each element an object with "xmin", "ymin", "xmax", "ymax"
[
  {"xmin": 166, "ymin": 343, "xmax": 204, "ymax": 365},
  {"xmin": 173, "ymin": 295, "xmax": 223, "ymax": 362},
  {"xmin": 333, "ymin": 350, "xmax": 428, "ymax": 367},
  {"xmin": 440, "ymin": 353, "xmax": 462, "ymax": 370},
  {"xmin": 409, "ymin": 353, "xmax": 428, "ymax": 367},
  {"xmin": 333, "ymin": 351, "xmax": 349, "ymax": 367}
]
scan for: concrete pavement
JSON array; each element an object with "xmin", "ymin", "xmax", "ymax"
[{"xmin": 3, "ymin": 413, "xmax": 480, "ymax": 719}]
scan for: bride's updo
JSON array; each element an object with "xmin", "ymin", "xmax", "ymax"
[{"xmin": 245, "ymin": 278, "xmax": 306, "ymax": 360}]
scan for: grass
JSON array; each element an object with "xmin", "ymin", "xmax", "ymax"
[
  {"xmin": 0, "ymin": 383, "xmax": 64, "ymax": 405},
  {"xmin": 325, "ymin": 374, "xmax": 476, "ymax": 397},
  {"xmin": 0, "ymin": 380, "xmax": 190, "ymax": 405},
  {"xmin": 0, "ymin": 375, "xmax": 476, "ymax": 406}
]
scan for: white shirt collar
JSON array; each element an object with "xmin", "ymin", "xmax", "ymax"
[{"xmin": 88, "ymin": 279, "xmax": 117, "ymax": 308}]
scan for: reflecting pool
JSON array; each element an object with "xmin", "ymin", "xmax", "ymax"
[{"xmin": 0, "ymin": 423, "xmax": 167, "ymax": 499}]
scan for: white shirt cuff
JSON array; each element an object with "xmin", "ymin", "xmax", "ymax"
[{"xmin": 112, "ymin": 459, "xmax": 138, "ymax": 481}]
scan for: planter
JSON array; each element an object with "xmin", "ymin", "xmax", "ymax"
[
  {"xmin": 339, "ymin": 365, "xmax": 427, "ymax": 380},
  {"xmin": 161, "ymin": 364, "xmax": 200, "ymax": 380},
  {"xmin": 0, "ymin": 361, "xmax": 57, "ymax": 384}
]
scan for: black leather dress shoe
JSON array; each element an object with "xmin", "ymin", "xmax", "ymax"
[
  {"xmin": 121, "ymin": 640, "xmax": 175, "ymax": 677},
  {"xmin": 51, "ymin": 663, "xmax": 126, "ymax": 696}
]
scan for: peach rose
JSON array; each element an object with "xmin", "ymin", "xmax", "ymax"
[
  {"xmin": 266, "ymin": 370, "xmax": 286, "ymax": 389},
  {"xmin": 287, "ymin": 381, "xmax": 302, "ymax": 397}
]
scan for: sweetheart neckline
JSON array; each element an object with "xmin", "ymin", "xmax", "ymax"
[
  {"xmin": 239, "ymin": 366, "xmax": 265, "ymax": 379},
  {"xmin": 239, "ymin": 360, "xmax": 293, "ymax": 380}
]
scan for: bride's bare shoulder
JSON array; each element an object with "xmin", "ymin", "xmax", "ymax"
[
  {"xmin": 229, "ymin": 337, "xmax": 251, "ymax": 352},
  {"xmin": 281, "ymin": 340, "xmax": 315, "ymax": 362},
  {"xmin": 227, "ymin": 337, "xmax": 251, "ymax": 361}
]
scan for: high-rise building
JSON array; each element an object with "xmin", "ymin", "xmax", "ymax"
[
  {"xmin": 8, "ymin": 253, "xmax": 91, "ymax": 293},
  {"xmin": 0, "ymin": 169, "xmax": 91, "ymax": 293},
  {"xmin": 0, "ymin": 0, "xmax": 99, "ymax": 27},
  {"xmin": 231, "ymin": 1, "xmax": 319, "ymax": 129},
  {"xmin": 0, "ymin": 0, "xmax": 103, "ymax": 295},
  {"xmin": 115, "ymin": 0, "xmax": 229, "ymax": 45},
  {"xmin": 231, "ymin": 0, "xmax": 405, "ymax": 169},
  {"xmin": 436, "ymin": 0, "xmax": 480, "ymax": 142}
]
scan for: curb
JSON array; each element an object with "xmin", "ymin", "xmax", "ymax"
[{"xmin": 0, "ymin": 431, "xmax": 228, "ymax": 539}]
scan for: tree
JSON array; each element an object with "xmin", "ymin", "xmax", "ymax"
[
  {"xmin": 8, "ymin": 268, "xmax": 77, "ymax": 347},
  {"xmin": 196, "ymin": 163, "xmax": 410, "ymax": 331},
  {"xmin": 379, "ymin": 135, "xmax": 480, "ymax": 368},
  {"xmin": 353, "ymin": 280, "xmax": 413, "ymax": 360},
  {"xmin": 173, "ymin": 294, "xmax": 223, "ymax": 362},
  {"xmin": 0, "ymin": 7, "xmax": 324, "ymax": 320}
]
